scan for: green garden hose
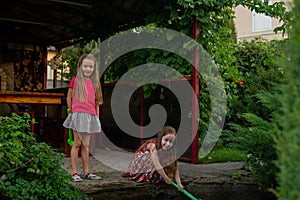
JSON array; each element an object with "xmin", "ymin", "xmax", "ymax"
[
  {"xmin": 67, "ymin": 108, "xmax": 74, "ymax": 147},
  {"xmin": 172, "ymin": 182, "xmax": 201, "ymax": 200}
]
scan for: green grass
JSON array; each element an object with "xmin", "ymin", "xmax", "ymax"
[{"xmin": 198, "ymin": 147, "xmax": 246, "ymax": 164}]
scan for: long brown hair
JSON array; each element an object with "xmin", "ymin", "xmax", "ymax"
[
  {"xmin": 73, "ymin": 54, "xmax": 103, "ymax": 105},
  {"xmin": 156, "ymin": 126, "xmax": 178, "ymax": 179}
]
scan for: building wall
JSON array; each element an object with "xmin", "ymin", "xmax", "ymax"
[{"xmin": 234, "ymin": 0, "xmax": 291, "ymax": 41}]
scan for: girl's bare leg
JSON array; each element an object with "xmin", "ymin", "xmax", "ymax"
[
  {"xmin": 71, "ymin": 130, "xmax": 81, "ymax": 175},
  {"xmin": 81, "ymin": 134, "xmax": 91, "ymax": 173}
]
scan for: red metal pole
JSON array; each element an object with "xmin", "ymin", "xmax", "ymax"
[
  {"xmin": 191, "ymin": 17, "xmax": 200, "ymax": 164},
  {"xmin": 139, "ymin": 86, "xmax": 144, "ymax": 145}
]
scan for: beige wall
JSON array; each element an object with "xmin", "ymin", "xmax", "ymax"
[{"xmin": 234, "ymin": 0, "xmax": 291, "ymax": 41}]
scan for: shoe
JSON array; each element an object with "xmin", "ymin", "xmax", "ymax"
[
  {"xmin": 72, "ymin": 173, "xmax": 83, "ymax": 182},
  {"xmin": 82, "ymin": 172, "xmax": 101, "ymax": 180}
]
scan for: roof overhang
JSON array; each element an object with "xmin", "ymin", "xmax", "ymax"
[{"xmin": 0, "ymin": 0, "xmax": 157, "ymax": 49}]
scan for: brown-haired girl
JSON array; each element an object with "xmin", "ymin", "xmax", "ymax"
[
  {"xmin": 122, "ymin": 126, "xmax": 184, "ymax": 189},
  {"xmin": 63, "ymin": 54, "xmax": 103, "ymax": 182}
]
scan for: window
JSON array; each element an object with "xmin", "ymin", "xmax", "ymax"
[{"xmin": 252, "ymin": 0, "xmax": 272, "ymax": 32}]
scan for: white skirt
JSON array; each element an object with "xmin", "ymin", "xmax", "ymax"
[{"xmin": 63, "ymin": 112, "xmax": 101, "ymax": 134}]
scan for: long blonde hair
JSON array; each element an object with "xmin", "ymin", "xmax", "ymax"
[
  {"xmin": 156, "ymin": 126, "xmax": 178, "ymax": 179},
  {"xmin": 73, "ymin": 54, "xmax": 103, "ymax": 105}
]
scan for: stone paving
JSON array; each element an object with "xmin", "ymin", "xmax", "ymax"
[{"xmin": 61, "ymin": 148, "xmax": 272, "ymax": 200}]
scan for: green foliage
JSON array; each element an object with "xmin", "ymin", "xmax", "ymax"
[
  {"xmin": 224, "ymin": 113, "xmax": 278, "ymax": 191},
  {"xmin": 217, "ymin": 35, "xmax": 287, "ymax": 194},
  {"xmin": 105, "ymin": 48, "xmax": 190, "ymax": 83},
  {"xmin": 198, "ymin": 147, "xmax": 245, "ymax": 164},
  {"xmin": 274, "ymin": 0, "xmax": 300, "ymax": 199},
  {"xmin": 143, "ymin": 0, "xmax": 288, "ymax": 139},
  {"xmin": 217, "ymin": 40, "xmax": 285, "ymax": 191},
  {"xmin": 56, "ymin": 1, "xmax": 289, "ymax": 129},
  {"xmin": 231, "ymin": 172, "xmax": 242, "ymax": 180},
  {"xmin": 0, "ymin": 113, "xmax": 88, "ymax": 200},
  {"xmin": 228, "ymin": 38, "xmax": 285, "ymax": 124}
]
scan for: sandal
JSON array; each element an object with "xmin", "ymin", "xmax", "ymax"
[
  {"xmin": 72, "ymin": 173, "xmax": 83, "ymax": 182},
  {"xmin": 82, "ymin": 172, "xmax": 101, "ymax": 180}
]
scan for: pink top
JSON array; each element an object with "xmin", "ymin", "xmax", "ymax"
[{"xmin": 70, "ymin": 77, "xmax": 97, "ymax": 115}]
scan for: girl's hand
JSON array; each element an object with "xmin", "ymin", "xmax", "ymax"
[
  {"xmin": 164, "ymin": 177, "xmax": 172, "ymax": 184},
  {"xmin": 177, "ymin": 183, "xmax": 185, "ymax": 191}
]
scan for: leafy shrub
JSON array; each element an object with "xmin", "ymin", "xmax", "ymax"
[
  {"xmin": 228, "ymin": 38, "xmax": 285, "ymax": 125},
  {"xmin": 216, "ymin": 38, "xmax": 285, "ymax": 192},
  {"xmin": 224, "ymin": 113, "xmax": 278, "ymax": 191},
  {"xmin": 0, "ymin": 113, "xmax": 89, "ymax": 200}
]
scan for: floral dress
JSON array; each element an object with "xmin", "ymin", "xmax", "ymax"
[{"xmin": 122, "ymin": 139, "xmax": 163, "ymax": 183}]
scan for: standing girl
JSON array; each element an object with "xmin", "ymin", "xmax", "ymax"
[
  {"xmin": 122, "ymin": 126, "xmax": 184, "ymax": 189},
  {"xmin": 63, "ymin": 54, "xmax": 103, "ymax": 182}
]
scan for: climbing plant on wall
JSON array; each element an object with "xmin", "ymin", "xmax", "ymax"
[{"xmin": 105, "ymin": 0, "xmax": 289, "ymax": 135}]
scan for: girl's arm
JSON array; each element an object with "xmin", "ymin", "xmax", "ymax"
[
  {"xmin": 174, "ymin": 169, "xmax": 184, "ymax": 190},
  {"xmin": 66, "ymin": 88, "xmax": 73, "ymax": 109},
  {"xmin": 96, "ymin": 104, "xmax": 99, "ymax": 117},
  {"xmin": 149, "ymin": 144, "xmax": 172, "ymax": 184}
]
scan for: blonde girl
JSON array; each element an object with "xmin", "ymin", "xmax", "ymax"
[{"xmin": 63, "ymin": 54, "xmax": 103, "ymax": 182}]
